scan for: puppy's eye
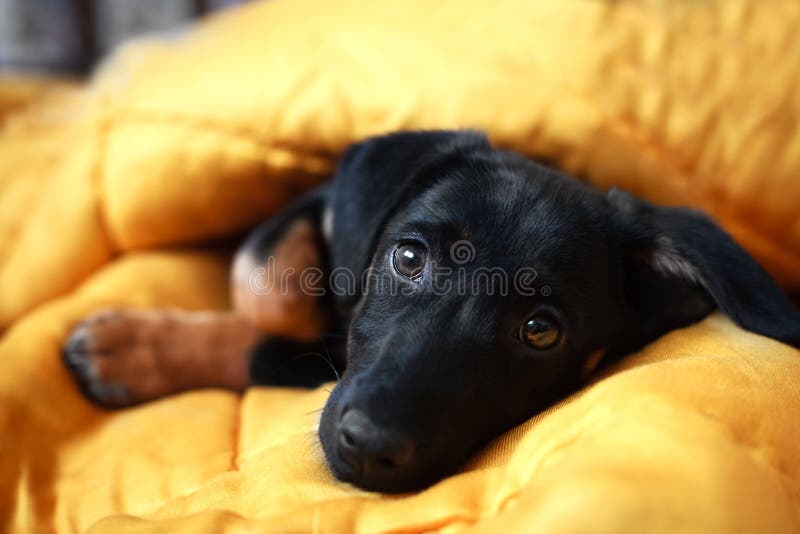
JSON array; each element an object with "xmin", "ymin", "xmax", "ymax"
[
  {"xmin": 519, "ymin": 314, "xmax": 561, "ymax": 350},
  {"xmin": 393, "ymin": 243, "xmax": 426, "ymax": 279}
]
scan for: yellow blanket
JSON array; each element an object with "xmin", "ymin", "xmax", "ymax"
[{"xmin": 2, "ymin": 1, "xmax": 800, "ymax": 531}]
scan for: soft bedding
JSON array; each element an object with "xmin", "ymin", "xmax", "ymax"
[{"xmin": 2, "ymin": 0, "xmax": 800, "ymax": 531}]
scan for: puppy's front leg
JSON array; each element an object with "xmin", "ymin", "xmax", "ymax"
[
  {"xmin": 63, "ymin": 186, "xmax": 336, "ymax": 408},
  {"xmin": 63, "ymin": 308, "xmax": 342, "ymax": 408},
  {"xmin": 63, "ymin": 309, "xmax": 263, "ymax": 408}
]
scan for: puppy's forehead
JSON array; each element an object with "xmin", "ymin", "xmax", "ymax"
[{"xmin": 396, "ymin": 157, "xmax": 611, "ymax": 263}]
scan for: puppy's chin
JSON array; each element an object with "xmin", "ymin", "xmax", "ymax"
[
  {"xmin": 320, "ymin": 436, "xmax": 464, "ymax": 493},
  {"xmin": 323, "ymin": 454, "xmax": 443, "ymax": 494}
]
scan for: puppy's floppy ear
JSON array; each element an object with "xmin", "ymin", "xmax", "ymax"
[
  {"xmin": 608, "ymin": 188, "xmax": 800, "ymax": 350},
  {"xmin": 329, "ymin": 130, "xmax": 490, "ymax": 302}
]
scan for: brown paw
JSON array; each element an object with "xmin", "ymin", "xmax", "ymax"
[
  {"xmin": 62, "ymin": 309, "xmax": 164, "ymax": 408},
  {"xmin": 63, "ymin": 309, "xmax": 259, "ymax": 408}
]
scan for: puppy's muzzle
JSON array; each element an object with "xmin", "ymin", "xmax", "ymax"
[{"xmin": 336, "ymin": 409, "xmax": 415, "ymax": 479}]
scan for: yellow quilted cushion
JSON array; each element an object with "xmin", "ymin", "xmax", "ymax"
[
  {"xmin": 3, "ymin": 253, "xmax": 799, "ymax": 532},
  {"xmin": 2, "ymin": 0, "xmax": 800, "ymax": 531}
]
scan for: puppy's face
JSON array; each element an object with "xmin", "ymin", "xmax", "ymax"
[
  {"xmin": 322, "ymin": 167, "xmax": 628, "ymax": 491},
  {"xmin": 318, "ymin": 131, "xmax": 799, "ymax": 492}
]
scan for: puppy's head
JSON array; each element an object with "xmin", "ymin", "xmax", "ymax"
[{"xmin": 318, "ymin": 131, "xmax": 800, "ymax": 492}]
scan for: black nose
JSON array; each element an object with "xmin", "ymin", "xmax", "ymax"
[{"xmin": 337, "ymin": 409, "xmax": 415, "ymax": 478}]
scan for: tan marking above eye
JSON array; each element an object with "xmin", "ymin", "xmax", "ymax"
[{"xmin": 581, "ymin": 349, "xmax": 606, "ymax": 381}]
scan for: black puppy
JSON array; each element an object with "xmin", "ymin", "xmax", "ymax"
[{"xmin": 63, "ymin": 130, "xmax": 800, "ymax": 493}]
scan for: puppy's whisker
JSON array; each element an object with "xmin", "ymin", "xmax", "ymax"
[
  {"xmin": 319, "ymin": 338, "xmax": 340, "ymax": 380},
  {"xmin": 290, "ymin": 351, "xmax": 340, "ymax": 380},
  {"xmin": 300, "ymin": 430, "xmax": 322, "ymax": 452}
]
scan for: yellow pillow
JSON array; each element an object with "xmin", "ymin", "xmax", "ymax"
[
  {"xmin": 2, "ymin": 0, "xmax": 800, "ymax": 531},
  {"xmin": 2, "ymin": 250, "xmax": 798, "ymax": 532}
]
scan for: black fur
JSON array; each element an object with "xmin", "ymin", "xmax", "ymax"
[{"xmin": 244, "ymin": 130, "xmax": 800, "ymax": 492}]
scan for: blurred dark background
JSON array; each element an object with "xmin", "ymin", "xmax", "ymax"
[{"xmin": 0, "ymin": 0, "xmax": 251, "ymax": 76}]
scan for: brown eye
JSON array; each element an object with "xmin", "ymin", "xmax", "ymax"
[
  {"xmin": 393, "ymin": 243, "xmax": 426, "ymax": 279},
  {"xmin": 519, "ymin": 314, "xmax": 561, "ymax": 349}
]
